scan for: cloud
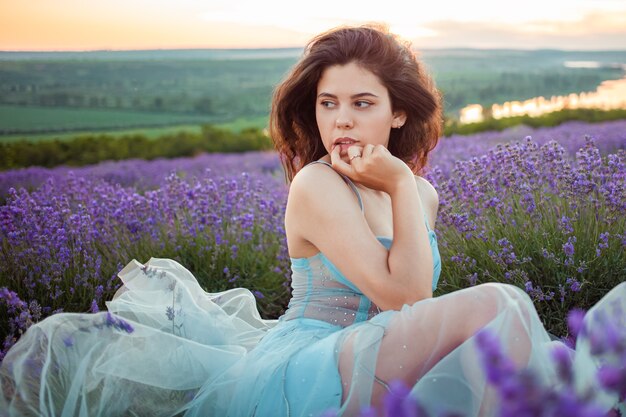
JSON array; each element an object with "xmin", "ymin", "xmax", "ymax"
[
  {"xmin": 524, "ymin": 11, "xmax": 626, "ymax": 35},
  {"xmin": 416, "ymin": 10, "xmax": 626, "ymax": 50}
]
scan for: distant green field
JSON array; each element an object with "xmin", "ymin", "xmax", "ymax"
[
  {"xmin": 0, "ymin": 104, "xmax": 216, "ymax": 137},
  {"xmin": 0, "ymin": 114, "xmax": 269, "ymax": 143},
  {"xmin": 216, "ymin": 116, "xmax": 268, "ymax": 132},
  {"xmin": 0, "ymin": 124, "xmax": 202, "ymax": 143},
  {"xmin": 1, "ymin": 48, "xmax": 624, "ymax": 143}
]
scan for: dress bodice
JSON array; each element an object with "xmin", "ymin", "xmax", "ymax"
[
  {"xmin": 281, "ymin": 161, "xmax": 441, "ymax": 328},
  {"xmin": 283, "ymin": 235, "xmax": 440, "ymax": 328}
]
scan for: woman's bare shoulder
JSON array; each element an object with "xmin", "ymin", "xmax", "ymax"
[
  {"xmin": 286, "ymin": 162, "xmax": 368, "ymax": 257},
  {"xmin": 287, "ymin": 162, "xmax": 360, "ymax": 216},
  {"xmin": 289, "ymin": 162, "xmax": 346, "ymax": 197}
]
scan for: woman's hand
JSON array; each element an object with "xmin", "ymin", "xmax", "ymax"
[{"xmin": 330, "ymin": 144, "xmax": 414, "ymax": 195}]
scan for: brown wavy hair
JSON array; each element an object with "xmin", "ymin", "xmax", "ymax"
[{"xmin": 269, "ymin": 24, "xmax": 443, "ymax": 182}]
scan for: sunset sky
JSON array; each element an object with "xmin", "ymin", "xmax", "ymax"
[{"xmin": 1, "ymin": 0, "xmax": 626, "ymax": 51}]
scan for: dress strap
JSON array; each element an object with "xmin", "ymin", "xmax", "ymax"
[{"xmin": 306, "ymin": 160, "xmax": 364, "ymax": 214}]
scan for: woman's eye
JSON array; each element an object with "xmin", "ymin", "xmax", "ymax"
[
  {"xmin": 354, "ymin": 101, "xmax": 371, "ymax": 108},
  {"xmin": 320, "ymin": 101, "xmax": 335, "ymax": 108}
]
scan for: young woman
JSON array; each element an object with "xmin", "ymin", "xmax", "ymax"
[{"xmin": 1, "ymin": 24, "xmax": 624, "ymax": 417}]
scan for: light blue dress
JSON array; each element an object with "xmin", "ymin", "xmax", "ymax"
[{"xmin": 1, "ymin": 161, "xmax": 624, "ymax": 416}]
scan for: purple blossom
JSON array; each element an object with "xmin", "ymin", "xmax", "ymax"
[
  {"xmin": 551, "ymin": 344, "xmax": 574, "ymax": 384},
  {"xmin": 597, "ymin": 366, "xmax": 626, "ymax": 400},
  {"xmin": 476, "ymin": 328, "xmax": 610, "ymax": 417},
  {"xmin": 559, "ymin": 216, "xmax": 574, "ymax": 235},
  {"xmin": 0, "ymin": 150, "xmax": 290, "ymax": 358},
  {"xmin": 382, "ymin": 379, "xmax": 426, "ymax": 417},
  {"xmin": 566, "ymin": 277, "xmax": 582, "ymax": 292},
  {"xmin": 563, "ymin": 236, "xmax": 576, "ymax": 258},
  {"xmin": 166, "ymin": 306, "xmax": 175, "ymax": 321},
  {"xmin": 95, "ymin": 285, "xmax": 104, "ymax": 299},
  {"xmin": 28, "ymin": 300, "xmax": 41, "ymax": 322},
  {"xmin": 475, "ymin": 329, "xmax": 516, "ymax": 384},
  {"xmin": 524, "ymin": 281, "xmax": 555, "ymax": 302},
  {"xmin": 567, "ymin": 309, "xmax": 587, "ymax": 339},
  {"xmin": 596, "ymin": 232, "xmax": 610, "ymax": 257},
  {"xmin": 62, "ymin": 335, "xmax": 74, "ymax": 348},
  {"xmin": 104, "ymin": 312, "xmax": 134, "ymax": 333},
  {"xmin": 1, "ymin": 119, "xmax": 625, "ymax": 373},
  {"xmin": 0, "ymin": 287, "xmax": 27, "ymax": 313}
]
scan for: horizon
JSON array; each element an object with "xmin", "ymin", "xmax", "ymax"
[{"xmin": 3, "ymin": 46, "xmax": 626, "ymax": 54}]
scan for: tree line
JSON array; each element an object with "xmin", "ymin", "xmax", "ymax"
[
  {"xmin": 443, "ymin": 108, "xmax": 626, "ymax": 136},
  {"xmin": 0, "ymin": 125, "xmax": 273, "ymax": 170}
]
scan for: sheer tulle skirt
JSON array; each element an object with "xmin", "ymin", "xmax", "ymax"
[{"xmin": 1, "ymin": 258, "xmax": 624, "ymax": 416}]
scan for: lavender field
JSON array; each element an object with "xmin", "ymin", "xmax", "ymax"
[{"xmin": 1, "ymin": 119, "xmax": 625, "ymax": 362}]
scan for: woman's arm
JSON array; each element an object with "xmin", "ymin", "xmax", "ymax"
[
  {"xmin": 286, "ymin": 144, "xmax": 434, "ymax": 311},
  {"xmin": 415, "ymin": 175, "xmax": 439, "ymax": 230}
]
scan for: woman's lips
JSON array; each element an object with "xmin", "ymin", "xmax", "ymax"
[{"xmin": 333, "ymin": 139, "xmax": 358, "ymax": 155}]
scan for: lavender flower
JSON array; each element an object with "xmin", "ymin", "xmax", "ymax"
[
  {"xmin": 428, "ymin": 124, "xmax": 624, "ymax": 337},
  {"xmin": 567, "ymin": 309, "xmax": 586, "ymax": 339},
  {"xmin": 597, "ymin": 366, "xmax": 626, "ymax": 401},
  {"xmin": 473, "ymin": 302, "xmax": 626, "ymax": 417},
  {"xmin": 380, "ymin": 380, "xmax": 416, "ymax": 417},
  {"xmin": 166, "ymin": 306, "xmax": 175, "ymax": 321},
  {"xmin": 563, "ymin": 236, "xmax": 576, "ymax": 258},
  {"xmin": 475, "ymin": 330, "xmax": 517, "ymax": 385},
  {"xmin": 0, "ymin": 150, "xmax": 290, "ymax": 358},
  {"xmin": 104, "ymin": 312, "xmax": 134, "ymax": 333},
  {"xmin": 62, "ymin": 335, "xmax": 75, "ymax": 348},
  {"xmin": 476, "ymin": 328, "xmax": 608, "ymax": 417},
  {"xmin": 1, "ymin": 119, "xmax": 624, "ymax": 369}
]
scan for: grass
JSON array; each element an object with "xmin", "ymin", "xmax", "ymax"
[
  {"xmin": 1, "ymin": 124, "xmax": 205, "ymax": 143},
  {"xmin": 0, "ymin": 104, "xmax": 216, "ymax": 140},
  {"xmin": 216, "ymin": 116, "xmax": 269, "ymax": 132},
  {"xmin": 0, "ymin": 106, "xmax": 269, "ymax": 143}
]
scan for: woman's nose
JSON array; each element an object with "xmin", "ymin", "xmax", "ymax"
[{"xmin": 335, "ymin": 115, "xmax": 353, "ymax": 129}]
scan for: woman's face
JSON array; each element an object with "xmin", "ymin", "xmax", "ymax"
[{"xmin": 315, "ymin": 61, "xmax": 406, "ymax": 161}]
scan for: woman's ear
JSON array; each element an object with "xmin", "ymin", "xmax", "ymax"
[{"xmin": 392, "ymin": 111, "xmax": 407, "ymax": 128}]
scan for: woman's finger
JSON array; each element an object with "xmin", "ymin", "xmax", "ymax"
[
  {"xmin": 362, "ymin": 144, "xmax": 375, "ymax": 158},
  {"xmin": 330, "ymin": 145, "xmax": 352, "ymax": 174},
  {"xmin": 347, "ymin": 146, "xmax": 364, "ymax": 169},
  {"xmin": 347, "ymin": 145, "xmax": 362, "ymax": 161}
]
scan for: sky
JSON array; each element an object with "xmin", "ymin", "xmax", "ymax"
[{"xmin": 1, "ymin": 0, "xmax": 626, "ymax": 51}]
